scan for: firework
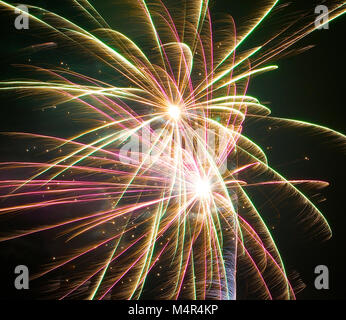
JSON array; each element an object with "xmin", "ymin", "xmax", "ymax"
[{"xmin": 0, "ymin": 0, "xmax": 344, "ymax": 300}]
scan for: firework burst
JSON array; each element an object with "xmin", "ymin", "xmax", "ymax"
[{"xmin": 0, "ymin": 0, "xmax": 345, "ymax": 300}]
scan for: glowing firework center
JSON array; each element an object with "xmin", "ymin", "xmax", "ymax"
[
  {"xmin": 193, "ymin": 178, "xmax": 212, "ymax": 200},
  {"xmin": 167, "ymin": 103, "xmax": 181, "ymax": 120}
]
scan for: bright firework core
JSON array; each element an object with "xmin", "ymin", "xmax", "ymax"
[
  {"xmin": 167, "ymin": 104, "xmax": 181, "ymax": 120},
  {"xmin": 194, "ymin": 178, "xmax": 212, "ymax": 200}
]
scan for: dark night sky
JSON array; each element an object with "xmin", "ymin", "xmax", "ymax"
[{"xmin": 0, "ymin": 0, "xmax": 345, "ymax": 300}]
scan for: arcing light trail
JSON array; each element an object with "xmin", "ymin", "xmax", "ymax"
[{"xmin": 0, "ymin": 0, "xmax": 345, "ymax": 300}]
